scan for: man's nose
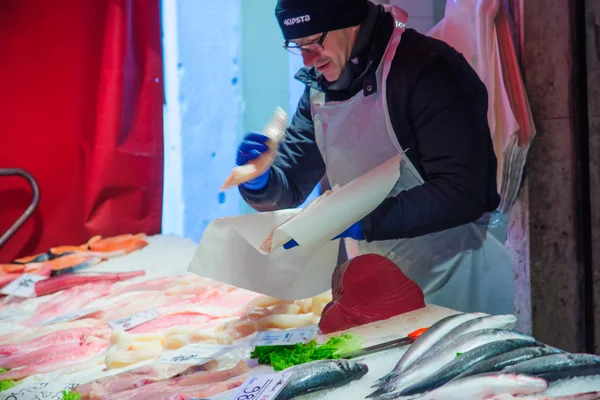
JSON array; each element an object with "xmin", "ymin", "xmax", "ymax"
[{"xmin": 302, "ymin": 51, "xmax": 317, "ymax": 67}]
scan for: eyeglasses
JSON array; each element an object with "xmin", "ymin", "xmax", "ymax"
[{"xmin": 284, "ymin": 32, "xmax": 328, "ymax": 55}]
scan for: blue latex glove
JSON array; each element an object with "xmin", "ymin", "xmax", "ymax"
[
  {"xmin": 283, "ymin": 221, "xmax": 364, "ymax": 250},
  {"xmin": 236, "ymin": 132, "xmax": 271, "ymax": 191}
]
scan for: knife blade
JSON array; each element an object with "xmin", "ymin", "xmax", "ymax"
[{"xmin": 341, "ymin": 327, "xmax": 428, "ymax": 359}]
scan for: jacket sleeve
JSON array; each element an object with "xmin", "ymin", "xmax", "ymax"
[
  {"xmin": 239, "ymin": 86, "xmax": 326, "ymax": 212},
  {"xmin": 361, "ymin": 52, "xmax": 500, "ymax": 241}
]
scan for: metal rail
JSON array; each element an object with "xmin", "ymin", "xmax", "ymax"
[{"xmin": 0, "ymin": 168, "xmax": 40, "ymax": 249}]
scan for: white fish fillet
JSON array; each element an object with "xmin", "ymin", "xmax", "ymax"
[{"xmin": 221, "ymin": 106, "xmax": 287, "ymax": 191}]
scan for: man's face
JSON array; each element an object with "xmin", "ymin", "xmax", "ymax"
[{"xmin": 291, "ymin": 27, "xmax": 358, "ymax": 82}]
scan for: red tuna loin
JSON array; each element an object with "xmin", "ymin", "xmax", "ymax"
[{"xmin": 318, "ymin": 253, "xmax": 425, "ymax": 334}]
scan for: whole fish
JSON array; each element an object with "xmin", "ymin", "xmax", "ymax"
[
  {"xmin": 392, "ymin": 339, "xmax": 540, "ymax": 397},
  {"xmin": 502, "ymin": 354, "xmax": 600, "ymax": 382},
  {"xmin": 376, "ymin": 312, "xmax": 487, "ymax": 385},
  {"xmin": 453, "ymin": 346, "xmax": 564, "ymax": 380},
  {"xmin": 367, "ymin": 329, "xmax": 535, "ymax": 398},
  {"xmin": 374, "ymin": 313, "xmax": 512, "ymax": 387},
  {"xmin": 397, "ymin": 373, "xmax": 548, "ymax": 400},
  {"xmin": 413, "ymin": 314, "xmax": 518, "ymax": 363},
  {"xmin": 274, "ymin": 359, "xmax": 368, "ymax": 400}
]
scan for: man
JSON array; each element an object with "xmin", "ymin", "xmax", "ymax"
[{"xmin": 234, "ymin": 0, "xmax": 514, "ymax": 315}]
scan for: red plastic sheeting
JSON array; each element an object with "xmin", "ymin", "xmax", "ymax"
[{"xmin": 0, "ymin": 0, "xmax": 164, "ymax": 262}]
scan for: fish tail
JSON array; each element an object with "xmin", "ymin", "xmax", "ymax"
[
  {"xmin": 373, "ymin": 372, "xmax": 398, "ymax": 387},
  {"xmin": 367, "ymin": 383, "xmax": 398, "ymax": 398}
]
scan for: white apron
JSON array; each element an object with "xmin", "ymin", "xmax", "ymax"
[{"xmin": 309, "ymin": 5, "xmax": 514, "ymax": 315}]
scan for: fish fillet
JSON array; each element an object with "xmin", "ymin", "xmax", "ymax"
[
  {"xmin": 128, "ymin": 313, "xmax": 222, "ymax": 334},
  {"xmin": 319, "ymin": 254, "xmax": 425, "ymax": 334},
  {"xmin": 25, "ymin": 281, "xmax": 113, "ymax": 325},
  {"xmin": 221, "ymin": 106, "xmax": 287, "ymax": 191},
  {"xmin": 110, "ymin": 275, "xmax": 183, "ymax": 296},
  {"xmin": 163, "ymin": 375, "xmax": 248, "ymax": 400},
  {"xmin": 35, "ymin": 270, "xmax": 145, "ymax": 296},
  {"xmin": 0, "ymin": 326, "xmax": 110, "ymax": 356},
  {"xmin": 0, "ymin": 319, "xmax": 103, "ymax": 345},
  {"xmin": 0, "ymin": 335, "xmax": 108, "ymax": 380},
  {"xmin": 260, "ymin": 189, "xmax": 332, "ymax": 253},
  {"xmin": 75, "ymin": 362, "xmax": 218, "ymax": 400},
  {"xmin": 102, "ymin": 361, "xmax": 250, "ymax": 400}
]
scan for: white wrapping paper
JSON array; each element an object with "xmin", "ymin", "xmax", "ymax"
[{"xmin": 187, "ymin": 154, "xmax": 402, "ymax": 299}]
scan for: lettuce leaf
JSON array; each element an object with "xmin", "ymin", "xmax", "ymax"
[{"xmin": 250, "ymin": 333, "xmax": 363, "ymax": 371}]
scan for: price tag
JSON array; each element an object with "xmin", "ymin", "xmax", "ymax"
[
  {"xmin": 42, "ymin": 307, "xmax": 99, "ymax": 325},
  {"xmin": 253, "ymin": 329, "xmax": 314, "ymax": 347},
  {"xmin": 229, "ymin": 372, "xmax": 292, "ymax": 400},
  {"xmin": 157, "ymin": 343, "xmax": 232, "ymax": 365},
  {"xmin": 0, "ymin": 274, "xmax": 46, "ymax": 298},
  {"xmin": 108, "ymin": 309, "xmax": 160, "ymax": 331},
  {"xmin": 0, "ymin": 379, "xmax": 77, "ymax": 400}
]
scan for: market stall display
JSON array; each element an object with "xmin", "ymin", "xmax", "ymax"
[{"xmin": 2, "ymin": 235, "xmax": 600, "ymax": 400}]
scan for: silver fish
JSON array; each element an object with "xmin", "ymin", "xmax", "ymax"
[
  {"xmin": 453, "ymin": 346, "xmax": 564, "ymax": 381},
  {"xmin": 274, "ymin": 359, "xmax": 368, "ymax": 400},
  {"xmin": 392, "ymin": 339, "xmax": 540, "ymax": 397},
  {"xmin": 372, "ymin": 314, "xmax": 518, "ymax": 390},
  {"xmin": 367, "ymin": 329, "xmax": 535, "ymax": 398},
  {"xmin": 413, "ymin": 314, "xmax": 518, "ymax": 363},
  {"xmin": 502, "ymin": 354, "xmax": 600, "ymax": 382},
  {"xmin": 403, "ymin": 373, "xmax": 548, "ymax": 400},
  {"xmin": 376, "ymin": 312, "xmax": 487, "ymax": 385}
]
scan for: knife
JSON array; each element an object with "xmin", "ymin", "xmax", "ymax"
[{"xmin": 341, "ymin": 327, "xmax": 428, "ymax": 359}]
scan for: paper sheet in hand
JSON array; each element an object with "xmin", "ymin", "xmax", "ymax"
[
  {"xmin": 188, "ymin": 154, "xmax": 401, "ymax": 299},
  {"xmin": 269, "ymin": 153, "xmax": 402, "ymax": 251}
]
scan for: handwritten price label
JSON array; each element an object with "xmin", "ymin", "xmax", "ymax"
[
  {"xmin": 0, "ymin": 380, "xmax": 77, "ymax": 400},
  {"xmin": 108, "ymin": 309, "xmax": 160, "ymax": 331},
  {"xmin": 0, "ymin": 274, "xmax": 46, "ymax": 298},
  {"xmin": 158, "ymin": 343, "xmax": 232, "ymax": 365},
  {"xmin": 253, "ymin": 329, "xmax": 314, "ymax": 347},
  {"xmin": 229, "ymin": 372, "xmax": 292, "ymax": 400},
  {"xmin": 42, "ymin": 307, "xmax": 99, "ymax": 325}
]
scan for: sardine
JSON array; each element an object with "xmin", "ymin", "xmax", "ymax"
[
  {"xmin": 453, "ymin": 346, "xmax": 564, "ymax": 380},
  {"xmin": 376, "ymin": 312, "xmax": 487, "ymax": 385},
  {"xmin": 400, "ymin": 373, "xmax": 548, "ymax": 400},
  {"xmin": 274, "ymin": 359, "xmax": 368, "ymax": 400},
  {"xmin": 413, "ymin": 314, "xmax": 518, "ymax": 363},
  {"xmin": 375, "ymin": 313, "xmax": 504, "ymax": 387},
  {"xmin": 393, "ymin": 339, "xmax": 540, "ymax": 397},
  {"xmin": 502, "ymin": 353, "xmax": 600, "ymax": 382},
  {"xmin": 367, "ymin": 329, "xmax": 535, "ymax": 398}
]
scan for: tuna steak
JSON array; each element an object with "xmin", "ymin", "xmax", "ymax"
[{"xmin": 318, "ymin": 254, "xmax": 425, "ymax": 334}]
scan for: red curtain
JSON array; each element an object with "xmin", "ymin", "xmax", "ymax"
[{"xmin": 0, "ymin": 0, "xmax": 164, "ymax": 262}]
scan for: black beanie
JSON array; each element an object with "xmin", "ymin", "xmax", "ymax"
[{"xmin": 275, "ymin": 0, "xmax": 370, "ymax": 41}]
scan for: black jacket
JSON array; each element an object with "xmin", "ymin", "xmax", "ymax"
[{"xmin": 239, "ymin": 6, "xmax": 500, "ymax": 242}]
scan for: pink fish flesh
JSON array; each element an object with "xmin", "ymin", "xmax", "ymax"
[
  {"xmin": 101, "ymin": 361, "xmax": 250, "ymax": 400},
  {"xmin": 109, "ymin": 275, "xmax": 182, "ymax": 296},
  {"xmin": 24, "ymin": 281, "xmax": 113, "ymax": 325},
  {"xmin": 75, "ymin": 362, "xmax": 217, "ymax": 400},
  {"xmin": 0, "ymin": 326, "xmax": 110, "ymax": 356},
  {"xmin": 128, "ymin": 312, "xmax": 222, "ymax": 334},
  {"xmin": 163, "ymin": 375, "xmax": 248, "ymax": 400},
  {"xmin": 35, "ymin": 270, "xmax": 145, "ymax": 296},
  {"xmin": 0, "ymin": 335, "xmax": 108, "ymax": 380}
]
